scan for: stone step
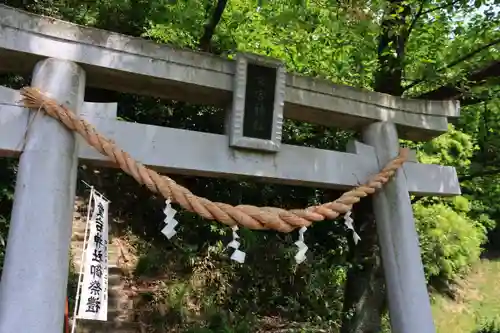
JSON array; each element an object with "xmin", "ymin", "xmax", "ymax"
[
  {"xmin": 71, "ymin": 251, "xmax": 123, "ymax": 268},
  {"xmin": 71, "ymin": 232, "xmax": 86, "ymax": 242},
  {"xmin": 71, "ymin": 243, "xmax": 122, "ymax": 256},
  {"xmin": 71, "ymin": 298, "xmax": 130, "ymax": 316},
  {"xmin": 71, "ymin": 225, "xmax": 115, "ymax": 236},
  {"xmin": 72, "ymin": 251, "xmax": 123, "ymax": 263},
  {"xmin": 73, "ymin": 275, "xmax": 123, "ymax": 288},
  {"xmin": 71, "ymin": 233, "xmax": 118, "ymax": 243},
  {"xmin": 75, "ymin": 294, "xmax": 131, "ymax": 314},
  {"xmin": 73, "ymin": 320, "xmax": 142, "ymax": 333},
  {"xmin": 71, "ymin": 259, "xmax": 124, "ymax": 272},
  {"xmin": 108, "ymin": 285, "xmax": 127, "ymax": 297},
  {"xmin": 73, "ymin": 297, "xmax": 134, "ymax": 315},
  {"xmin": 71, "ymin": 252, "xmax": 121, "ymax": 260},
  {"xmin": 72, "ymin": 218, "xmax": 83, "ymax": 225},
  {"xmin": 71, "ymin": 261, "xmax": 124, "ymax": 274}
]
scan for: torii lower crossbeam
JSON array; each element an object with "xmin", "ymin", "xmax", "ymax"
[{"xmin": 0, "ymin": 86, "xmax": 460, "ymax": 197}]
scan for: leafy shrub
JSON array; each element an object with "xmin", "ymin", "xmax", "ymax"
[
  {"xmin": 414, "ymin": 203, "xmax": 487, "ymax": 287},
  {"xmin": 474, "ymin": 320, "xmax": 500, "ymax": 333}
]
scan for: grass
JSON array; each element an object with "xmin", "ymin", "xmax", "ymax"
[{"xmin": 432, "ymin": 258, "xmax": 500, "ymax": 333}]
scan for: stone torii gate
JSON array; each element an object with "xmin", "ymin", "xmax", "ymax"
[{"xmin": 0, "ymin": 4, "xmax": 460, "ymax": 333}]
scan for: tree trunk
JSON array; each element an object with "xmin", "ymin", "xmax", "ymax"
[
  {"xmin": 373, "ymin": 0, "xmax": 411, "ymax": 95},
  {"xmin": 341, "ymin": 1, "xmax": 413, "ymax": 331},
  {"xmin": 340, "ymin": 198, "xmax": 387, "ymax": 333}
]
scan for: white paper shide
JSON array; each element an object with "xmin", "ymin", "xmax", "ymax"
[
  {"xmin": 294, "ymin": 226, "xmax": 308, "ymax": 264},
  {"xmin": 227, "ymin": 225, "xmax": 246, "ymax": 264},
  {"xmin": 161, "ymin": 199, "xmax": 179, "ymax": 239},
  {"xmin": 344, "ymin": 211, "xmax": 361, "ymax": 244},
  {"xmin": 76, "ymin": 193, "xmax": 109, "ymax": 321}
]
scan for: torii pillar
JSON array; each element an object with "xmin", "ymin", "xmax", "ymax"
[
  {"xmin": 0, "ymin": 58, "xmax": 85, "ymax": 333},
  {"xmin": 364, "ymin": 122, "xmax": 435, "ymax": 333}
]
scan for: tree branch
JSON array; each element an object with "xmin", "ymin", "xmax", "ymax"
[
  {"xmin": 460, "ymin": 86, "xmax": 500, "ymax": 106},
  {"xmin": 373, "ymin": 0, "xmax": 412, "ymax": 96},
  {"xmin": 459, "ymin": 168, "xmax": 500, "ymax": 182},
  {"xmin": 405, "ymin": 0, "xmax": 463, "ymax": 46},
  {"xmin": 198, "ymin": 0, "xmax": 228, "ymax": 52},
  {"xmin": 419, "ymin": 0, "xmax": 462, "ymax": 16},
  {"xmin": 414, "ymin": 60, "xmax": 500, "ymax": 100},
  {"xmin": 405, "ymin": 0, "xmax": 427, "ymax": 42},
  {"xmin": 405, "ymin": 37, "xmax": 500, "ymax": 91},
  {"xmin": 440, "ymin": 37, "xmax": 500, "ymax": 71}
]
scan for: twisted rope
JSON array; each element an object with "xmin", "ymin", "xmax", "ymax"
[{"xmin": 19, "ymin": 87, "xmax": 408, "ymax": 233}]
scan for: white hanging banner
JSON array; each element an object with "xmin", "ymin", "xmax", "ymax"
[{"xmin": 76, "ymin": 193, "xmax": 109, "ymax": 321}]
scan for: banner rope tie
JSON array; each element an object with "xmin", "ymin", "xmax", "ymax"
[{"xmin": 19, "ymin": 87, "xmax": 409, "ymax": 233}]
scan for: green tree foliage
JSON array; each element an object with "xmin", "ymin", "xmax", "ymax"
[{"xmin": 1, "ymin": 0, "xmax": 500, "ymax": 331}]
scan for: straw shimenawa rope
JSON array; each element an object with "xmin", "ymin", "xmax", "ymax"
[{"xmin": 19, "ymin": 87, "xmax": 408, "ymax": 233}]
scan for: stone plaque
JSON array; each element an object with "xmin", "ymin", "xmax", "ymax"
[
  {"xmin": 228, "ymin": 53, "xmax": 285, "ymax": 152},
  {"xmin": 243, "ymin": 63, "xmax": 276, "ymax": 140}
]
